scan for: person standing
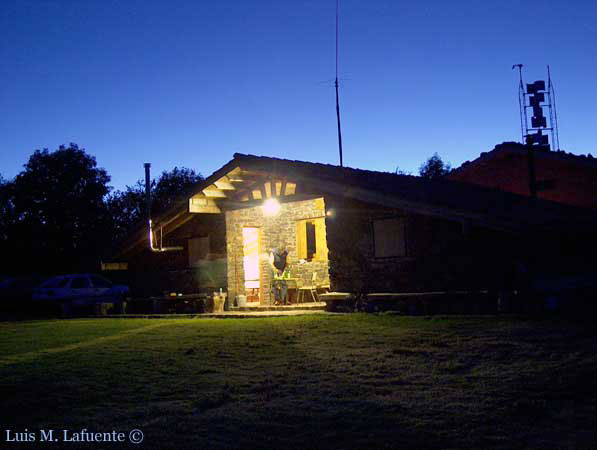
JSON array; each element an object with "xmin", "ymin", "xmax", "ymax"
[{"xmin": 269, "ymin": 243, "xmax": 289, "ymax": 305}]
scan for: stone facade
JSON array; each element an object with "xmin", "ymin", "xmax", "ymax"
[
  {"xmin": 226, "ymin": 197, "xmax": 330, "ymax": 304},
  {"xmin": 324, "ymin": 195, "xmax": 521, "ymax": 293},
  {"xmin": 124, "ymin": 192, "xmax": 577, "ymax": 299}
]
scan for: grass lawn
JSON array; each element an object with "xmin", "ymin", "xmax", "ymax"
[{"xmin": 1, "ymin": 314, "xmax": 596, "ymax": 448}]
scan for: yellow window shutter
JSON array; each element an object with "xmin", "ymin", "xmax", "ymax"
[
  {"xmin": 314, "ymin": 218, "xmax": 329, "ymax": 260},
  {"xmin": 296, "ymin": 220, "xmax": 307, "ymax": 259}
]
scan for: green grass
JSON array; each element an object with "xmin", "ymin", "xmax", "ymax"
[{"xmin": 1, "ymin": 314, "xmax": 596, "ymax": 448}]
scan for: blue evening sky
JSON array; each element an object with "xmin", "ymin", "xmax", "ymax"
[{"xmin": 1, "ymin": 0, "xmax": 596, "ymax": 190}]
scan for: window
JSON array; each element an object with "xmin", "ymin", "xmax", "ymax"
[
  {"xmin": 40, "ymin": 277, "xmax": 63, "ymax": 288},
  {"xmin": 373, "ymin": 218, "xmax": 406, "ymax": 258},
  {"xmin": 71, "ymin": 277, "xmax": 91, "ymax": 289},
  {"xmin": 296, "ymin": 217, "xmax": 328, "ymax": 261},
  {"xmin": 57, "ymin": 278, "xmax": 70, "ymax": 288}
]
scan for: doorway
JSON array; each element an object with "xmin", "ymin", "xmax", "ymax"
[{"xmin": 242, "ymin": 227, "xmax": 261, "ymax": 304}]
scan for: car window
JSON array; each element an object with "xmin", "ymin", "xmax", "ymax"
[
  {"xmin": 90, "ymin": 275, "xmax": 112, "ymax": 288},
  {"xmin": 70, "ymin": 277, "xmax": 91, "ymax": 289},
  {"xmin": 58, "ymin": 278, "xmax": 71, "ymax": 288},
  {"xmin": 40, "ymin": 277, "xmax": 63, "ymax": 288}
]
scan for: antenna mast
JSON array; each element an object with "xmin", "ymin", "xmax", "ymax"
[
  {"xmin": 547, "ymin": 65, "xmax": 561, "ymax": 150},
  {"xmin": 513, "ymin": 65, "xmax": 562, "ymax": 197},
  {"xmin": 513, "ymin": 64, "xmax": 527, "ymax": 144},
  {"xmin": 515, "ymin": 65, "xmax": 559, "ymax": 151},
  {"xmin": 335, "ymin": 0, "xmax": 344, "ymax": 167}
]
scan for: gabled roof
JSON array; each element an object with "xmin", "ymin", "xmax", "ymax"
[{"xmin": 115, "ymin": 152, "xmax": 597, "ymax": 257}]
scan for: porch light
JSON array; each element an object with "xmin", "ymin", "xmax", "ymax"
[{"xmin": 262, "ymin": 198, "xmax": 281, "ymax": 216}]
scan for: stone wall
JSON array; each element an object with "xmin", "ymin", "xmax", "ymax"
[
  {"xmin": 226, "ymin": 197, "xmax": 330, "ymax": 304},
  {"xmin": 324, "ymin": 196, "xmax": 521, "ymax": 293}
]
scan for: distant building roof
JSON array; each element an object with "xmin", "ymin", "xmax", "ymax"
[
  {"xmin": 453, "ymin": 142, "xmax": 597, "ymax": 173},
  {"xmin": 449, "ymin": 142, "xmax": 597, "ymax": 210}
]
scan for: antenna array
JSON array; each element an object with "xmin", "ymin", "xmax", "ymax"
[{"xmin": 513, "ymin": 65, "xmax": 561, "ymax": 150}]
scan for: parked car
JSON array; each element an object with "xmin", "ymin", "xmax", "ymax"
[{"xmin": 33, "ymin": 274, "xmax": 129, "ymax": 306}]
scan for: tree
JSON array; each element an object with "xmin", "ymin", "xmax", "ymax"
[
  {"xmin": 152, "ymin": 166, "xmax": 204, "ymax": 213},
  {"xmin": 419, "ymin": 153, "xmax": 451, "ymax": 179},
  {"xmin": 0, "ymin": 174, "xmax": 15, "ymax": 243},
  {"xmin": 7, "ymin": 144, "xmax": 112, "ymax": 273},
  {"xmin": 107, "ymin": 167, "xmax": 203, "ymax": 242}
]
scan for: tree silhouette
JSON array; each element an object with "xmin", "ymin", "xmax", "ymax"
[
  {"xmin": 419, "ymin": 153, "xmax": 451, "ymax": 179},
  {"xmin": 2, "ymin": 144, "xmax": 205, "ymax": 275},
  {"xmin": 0, "ymin": 174, "xmax": 15, "ymax": 243},
  {"xmin": 107, "ymin": 167, "xmax": 203, "ymax": 242},
  {"xmin": 5, "ymin": 144, "xmax": 112, "ymax": 273}
]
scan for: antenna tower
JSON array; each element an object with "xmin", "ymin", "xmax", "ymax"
[
  {"xmin": 335, "ymin": 0, "xmax": 344, "ymax": 167},
  {"xmin": 514, "ymin": 65, "xmax": 561, "ymax": 150}
]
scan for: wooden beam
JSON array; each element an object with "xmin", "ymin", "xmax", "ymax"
[
  {"xmin": 280, "ymin": 179, "xmax": 287, "ymax": 197},
  {"xmin": 202, "ymin": 184, "xmax": 227, "ymax": 198},
  {"xmin": 226, "ymin": 167, "xmax": 244, "ymax": 182},
  {"xmin": 189, "ymin": 204, "xmax": 221, "ymax": 213},
  {"xmin": 189, "ymin": 196, "xmax": 221, "ymax": 213},
  {"xmin": 214, "ymin": 176, "xmax": 236, "ymax": 191}
]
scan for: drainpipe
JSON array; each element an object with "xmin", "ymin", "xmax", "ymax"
[{"xmin": 144, "ymin": 162, "xmax": 183, "ymax": 252}]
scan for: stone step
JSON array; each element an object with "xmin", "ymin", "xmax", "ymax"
[{"xmin": 230, "ymin": 302, "xmax": 326, "ymax": 312}]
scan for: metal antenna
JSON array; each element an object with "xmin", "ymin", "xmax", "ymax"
[
  {"xmin": 547, "ymin": 65, "xmax": 561, "ymax": 150},
  {"xmin": 335, "ymin": 0, "xmax": 344, "ymax": 167},
  {"xmin": 512, "ymin": 64, "xmax": 526, "ymax": 143}
]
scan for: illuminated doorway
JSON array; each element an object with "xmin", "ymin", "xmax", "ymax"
[{"xmin": 242, "ymin": 227, "xmax": 261, "ymax": 304}]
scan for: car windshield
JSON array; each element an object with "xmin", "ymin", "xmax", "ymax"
[
  {"xmin": 40, "ymin": 277, "xmax": 65, "ymax": 288},
  {"xmin": 57, "ymin": 278, "xmax": 71, "ymax": 288},
  {"xmin": 71, "ymin": 277, "xmax": 91, "ymax": 289}
]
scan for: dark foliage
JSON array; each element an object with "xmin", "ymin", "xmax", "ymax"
[
  {"xmin": 107, "ymin": 166, "xmax": 203, "ymax": 242},
  {"xmin": 1, "ymin": 144, "xmax": 112, "ymax": 274},
  {"xmin": 419, "ymin": 153, "xmax": 451, "ymax": 179},
  {"xmin": 1, "ymin": 144, "xmax": 203, "ymax": 276},
  {"xmin": 0, "ymin": 174, "xmax": 15, "ymax": 243}
]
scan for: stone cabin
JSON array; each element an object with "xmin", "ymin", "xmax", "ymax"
[{"xmin": 113, "ymin": 153, "xmax": 597, "ymax": 304}]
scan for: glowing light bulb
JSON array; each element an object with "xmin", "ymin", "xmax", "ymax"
[{"xmin": 262, "ymin": 198, "xmax": 281, "ymax": 216}]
